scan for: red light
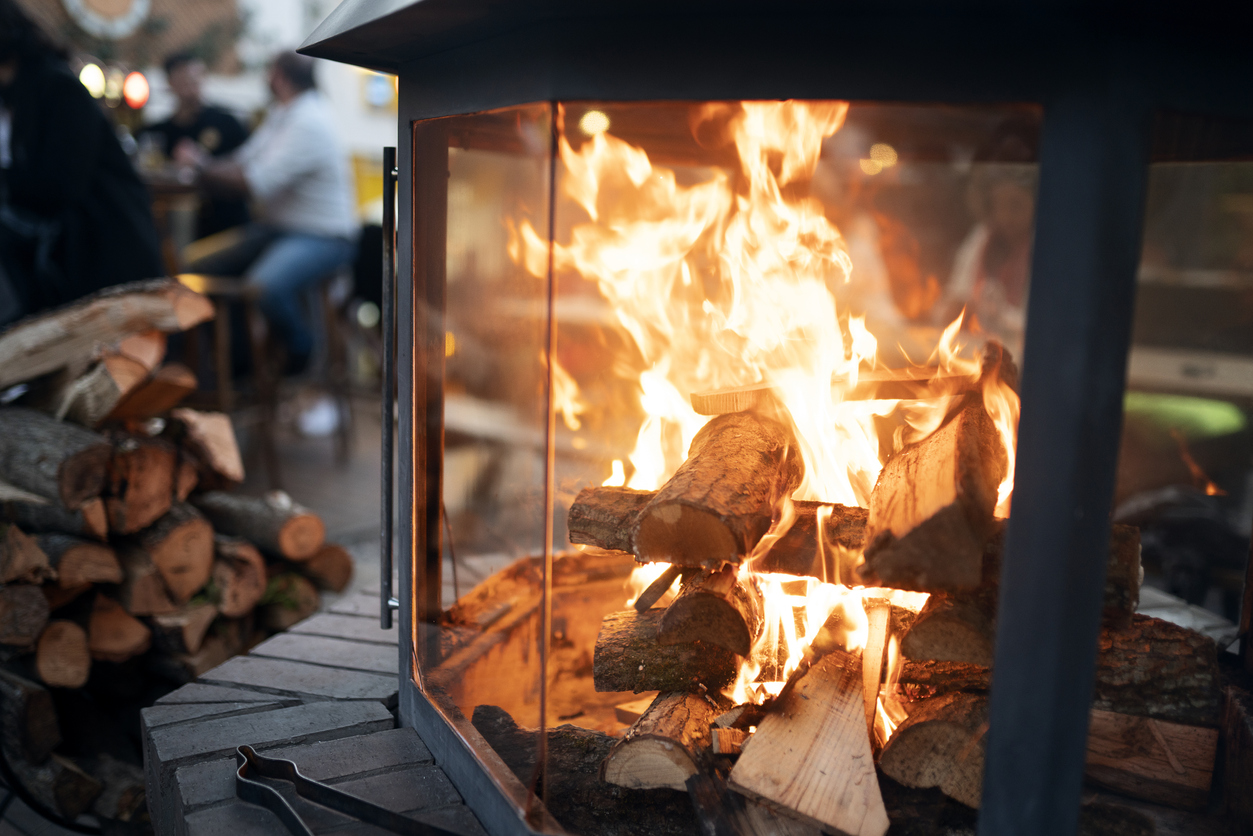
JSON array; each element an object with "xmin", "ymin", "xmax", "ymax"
[{"xmin": 122, "ymin": 71, "xmax": 149, "ymax": 109}]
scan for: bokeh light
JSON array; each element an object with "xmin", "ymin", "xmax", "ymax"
[
  {"xmin": 579, "ymin": 110, "xmax": 610, "ymax": 136},
  {"xmin": 123, "ymin": 71, "xmax": 149, "ymax": 109},
  {"xmin": 78, "ymin": 63, "xmax": 105, "ymax": 98}
]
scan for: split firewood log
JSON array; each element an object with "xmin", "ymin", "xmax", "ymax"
[
  {"xmin": 711, "ymin": 727, "xmax": 748, "ymax": 756},
  {"xmin": 86, "ymin": 753, "xmax": 148, "ymax": 823},
  {"xmin": 729, "ymin": 649, "xmax": 889, "ymax": 836},
  {"xmin": 750, "ymin": 500, "xmax": 868, "ymax": 584},
  {"xmin": 567, "ymin": 486, "xmax": 653, "ymax": 553},
  {"xmin": 18, "ymin": 754, "xmax": 103, "ymax": 820},
  {"xmin": 151, "ymin": 602, "xmax": 218, "ymax": 656},
  {"xmin": 104, "ymin": 434, "xmax": 177, "ymax": 534},
  {"xmin": 211, "ymin": 537, "xmax": 266, "ymax": 617},
  {"xmin": 43, "ymin": 582, "xmax": 92, "ymax": 612},
  {"xmin": 899, "ymin": 615, "xmax": 1222, "ymax": 726},
  {"xmin": 601, "ymin": 691, "xmax": 723, "ymax": 791},
  {"xmin": 0, "ymin": 408, "xmax": 112, "ymax": 509},
  {"xmin": 878, "ymin": 691, "xmax": 987, "ymax": 808},
  {"xmin": 593, "ymin": 609, "xmax": 738, "ymax": 693},
  {"xmin": 258, "ymin": 573, "xmax": 320, "ymax": 632},
  {"xmin": 657, "ymin": 564, "xmax": 762, "ymax": 656},
  {"xmin": 863, "ymin": 597, "xmax": 892, "ymax": 742},
  {"xmin": 147, "ymin": 622, "xmax": 244, "ymax": 684},
  {"xmin": 299, "ymin": 543, "xmax": 354, "ymax": 593},
  {"xmin": 0, "ymin": 278, "xmax": 212, "ymax": 390},
  {"xmin": 174, "ymin": 455, "xmax": 198, "ymax": 501},
  {"xmin": 632, "ymin": 564, "xmax": 684, "ymax": 612},
  {"xmin": 0, "ymin": 481, "xmax": 107, "ymax": 541},
  {"xmin": 37, "ymin": 353, "xmax": 149, "ymax": 429},
  {"xmin": 107, "ymin": 362, "xmax": 198, "ymax": 422},
  {"xmin": 633, "ymin": 412, "xmax": 802, "ymax": 568},
  {"xmin": 860, "ymin": 398, "xmax": 1007, "ymax": 592},
  {"xmin": 169, "ymin": 408, "xmax": 245, "ymax": 488},
  {"xmin": 120, "ymin": 502, "xmax": 213, "ymax": 605},
  {"xmin": 88, "ymin": 594, "xmax": 152, "ymax": 663},
  {"xmin": 116, "ymin": 545, "xmax": 177, "ymax": 617},
  {"xmin": 900, "ymin": 588, "xmax": 999, "ymax": 667},
  {"xmin": 1084, "ymin": 709, "xmax": 1218, "ymax": 811},
  {"xmin": 193, "ymin": 490, "xmax": 325, "ymax": 561},
  {"xmin": 34, "ymin": 619, "xmax": 90, "ymax": 688},
  {"xmin": 0, "ymin": 666, "xmax": 60, "ymax": 763},
  {"xmin": 0, "ymin": 524, "xmax": 52, "ymax": 584},
  {"xmin": 116, "ymin": 330, "xmax": 167, "ymax": 372},
  {"xmin": 0, "ymin": 584, "xmax": 50, "ymax": 647}
]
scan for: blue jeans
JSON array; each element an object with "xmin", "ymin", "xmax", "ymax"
[{"xmin": 188, "ymin": 225, "xmax": 357, "ymax": 359}]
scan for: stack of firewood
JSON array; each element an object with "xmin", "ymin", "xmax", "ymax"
[
  {"xmin": 0, "ymin": 280, "xmax": 355, "ymax": 824},
  {"xmin": 566, "ymin": 347, "xmax": 1225, "ymax": 834}
]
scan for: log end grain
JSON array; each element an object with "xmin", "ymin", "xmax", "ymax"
[
  {"xmin": 567, "ymin": 486, "xmax": 653, "ymax": 553},
  {"xmin": 35, "ymin": 620, "xmax": 90, "ymax": 688},
  {"xmin": 278, "ymin": 513, "xmax": 326, "ymax": 562},
  {"xmin": 88, "ymin": 594, "xmax": 152, "ymax": 663},
  {"xmin": 635, "ymin": 503, "xmax": 742, "ymax": 569},
  {"xmin": 878, "ymin": 691, "xmax": 988, "ymax": 809},
  {"xmin": 0, "ymin": 585, "xmax": 50, "ymax": 647}
]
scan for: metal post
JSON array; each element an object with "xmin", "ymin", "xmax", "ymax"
[
  {"xmin": 979, "ymin": 81, "xmax": 1152, "ymax": 834},
  {"xmin": 380, "ymin": 147, "xmax": 398, "ymax": 629}
]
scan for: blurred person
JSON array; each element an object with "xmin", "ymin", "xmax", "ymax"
[
  {"xmin": 143, "ymin": 51, "xmax": 249, "ymax": 237},
  {"xmin": 178, "ymin": 51, "xmax": 357, "ymax": 375},
  {"xmin": 0, "ymin": 0, "xmax": 162, "ymax": 325}
]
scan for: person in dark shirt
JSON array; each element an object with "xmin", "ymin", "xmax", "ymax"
[
  {"xmin": 144, "ymin": 52, "xmax": 249, "ymax": 238},
  {"xmin": 0, "ymin": 0, "xmax": 163, "ymax": 324}
]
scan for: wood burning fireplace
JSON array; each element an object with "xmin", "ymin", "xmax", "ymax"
[{"xmin": 301, "ymin": 4, "xmax": 1253, "ymax": 835}]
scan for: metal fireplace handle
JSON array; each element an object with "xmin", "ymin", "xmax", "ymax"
[
  {"xmin": 234, "ymin": 745, "xmax": 459, "ymax": 836},
  {"xmin": 381, "ymin": 147, "xmax": 400, "ymax": 629}
]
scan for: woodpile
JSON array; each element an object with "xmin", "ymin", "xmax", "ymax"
[
  {"xmin": 553, "ymin": 342, "xmax": 1232, "ymax": 834},
  {"xmin": 0, "ymin": 281, "xmax": 355, "ymax": 830}
]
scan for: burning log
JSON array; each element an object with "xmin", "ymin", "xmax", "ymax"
[
  {"xmin": 0, "ymin": 483, "xmax": 107, "ymax": 542},
  {"xmin": 593, "ymin": 609, "xmax": 738, "ymax": 693},
  {"xmin": 35, "ymin": 620, "xmax": 90, "ymax": 688},
  {"xmin": 0, "ymin": 584, "xmax": 50, "ymax": 647},
  {"xmin": 88, "ymin": 594, "xmax": 152, "ymax": 662},
  {"xmin": 729, "ymin": 649, "xmax": 889, "ymax": 836},
  {"xmin": 35, "ymin": 534, "xmax": 121, "ymax": 587},
  {"xmin": 568, "ymin": 486, "xmax": 653, "ymax": 553},
  {"xmin": 751, "ymin": 500, "xmax": 867, "ymax": 582},
  {"xmin": 878, "ymin": 691, "xmax": 987, "ymax": 808},
  {"xmin": 862, "ymin": 597, "xmax": 892, "ymax": 742},
  {"xmin": 633, "ymin": 412, "xmax": 802, "ymax": 568},
  {"xmin": 860, "ymin": 398, "xmax": 1007, "ymax": 592},
  {"xmin": 169, "ymin": 408, "xmax": 245, "ymax": 488},
  {"xmin": 899, "ymin": 615, "xmax": 1222, "ymax": 726},
  {"xmin": 657, "ymin": 564, "xmax": 762, "ymax": 656},
  {"xmin": 211, "ymin": 537, "xmax": 267, "ymax": 618},
  {"xmin": 120, "ymin": 502, "xmax": 213, "ymax": 605},
  {"xmin": 601, "ymin": 691, "xmax": 722, "ymax": 791},
  {"xmin": 104, "ymin": 434, "xmax": 176, "ymax": 535},
  {"xmin": 711, "ymin": 728, "xmax": 748, "ymax": 756},
  {"xmin": 0, "ymin": 408, "xmax": 112, "ymax": 509},
  {"xmin": 1084, "ymin": 709, "xmax": 1217, "ymax": 811},
  {"xmin": 633, "ymin": 564, "xmax": 684, "ymax": 612},
  {"xmin": 193, "ymin": 490, "xmax": 325, "ymax": 561},
  {"xmin": 901, "ymin": 589, "xmax": 998, "ymax": 667},
  {"xmin": 0, "ymin": 524, "xmax": 52, "ymax": 584}
]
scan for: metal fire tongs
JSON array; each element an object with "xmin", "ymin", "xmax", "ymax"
[{"xmin": 234, "ymin": 745, "xmax": 460, "ymax": 836}]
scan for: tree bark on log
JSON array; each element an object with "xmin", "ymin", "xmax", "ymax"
[
  {"xmin": 35, "ymin": 620, "xmax": 90, "ymax": 688},
  {"xmin": 0, "ymin": 409, "xmax": 111, "ymax": 509},
  {"xmin": 107, "ymin": 362, "xmax": 198, "ymax": 422},
  {"xmin": 657, "ymin": 564, "xmax": 762, "ymax": 656},
  {"xmin": 298, "ymin": 543, "xmax": 354, "ymax": 593},
  {"xmin": 0, "ymin": 278, "xmax": 212, "ymax": 390},
  {"xmin": 0, "ymin": 667, "xmax": 60, "ymax": 763},
  {"xmin": 104, "ymin": 434, "xmax": 176, "ymax": 535},
  {"xmin": 18, "ymin": 754, "xmax": 103, "ymax": 821},
  {"xmin": 0, "ymin": 524, "xmax": 52, "ymax": 584},
  {"xmin": 878, "ymin": 691, "xmax": 988, "ymax": 808},
  {"xmin": 751, "ymin": 501, "xmax": 868, "ymax": 584},
  {"xmin": 601, "ymin": 691, "xmax": 723, "ymax": 791},
  {"xmin": 258, "ymin": 573, "xmax": 319, "ymax": 632},
  {"xmin": 568, "ymin": 486, "xmax": 653, "ymax": 553},
  {"xmin": 37, "ymin": 534, "xmax": 120, "ymax": 587},
  {"xmin": 0, "ymin": 585, "xmax": 49, "ymax": 647},
  {"xmin": 0, "ymin": 489, "xmax": 107, "ymax": 542},
  {"xmin": 729, "ymin": 649, "xmax": 889, "ymax": 836},
  {"xmin": 169, "ymin": 408, "xmax": 245, "ymax": 487},
  {"xmin": 193, "ymin": 490, "xmax": 325, "ymax": 560},
  {"xmin": 211, "ymin": 537, "xmax": 266, "ymax": 617},
  {"xmin": 121, "ymin": 502, "xmax": 213, "ymax": 605},
  {"xmin": 634, "ymin": 412, "xmax": 802, "ymax": 569},
  {"xmin": 1224, "ymin": 686, "xmax": 1253, "ymax": 832},
  {"xmin": 1084, "ymin": 709, "xmax": 1217, "ymax": 811},
  {"xmin": 593, "ymin": 609, "xmax": 738, "ymax": 693},
  {"xmin": 899, "ymin": 615, "xmax": 1222, "ymax": 726},
  {"xmin": 151, "ymin": 602, "xmax": 217, "ymax": 655},
  {"xmin": 88, "ymin": 594, "xmax": 152, "ymax": 663},
  {"xmin": 861, "ymin": 398, "xmax": 1007, "ymax": 592},
  {"xmin": 37, "ymin": 353, "xmax": 148, "ymax": 429}
]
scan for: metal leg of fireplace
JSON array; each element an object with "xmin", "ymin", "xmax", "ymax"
[{"xmin": 979, "ymin": 82, "xmax": 1151, "ymax": 835}]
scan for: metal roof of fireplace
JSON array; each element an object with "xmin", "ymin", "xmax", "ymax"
[{"xmin": 303, "ymin": 4, "xmax": 1253, "ymax": 835}]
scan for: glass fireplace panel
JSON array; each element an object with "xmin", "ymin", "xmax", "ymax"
[{"xmin": 415, "ymin": 100, "xmax": 1044, "ymax": 834}]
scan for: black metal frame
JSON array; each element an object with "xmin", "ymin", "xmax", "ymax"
[{"xmin": 303, "ymin": 4, "xmax": 1253, "ymax": 835}]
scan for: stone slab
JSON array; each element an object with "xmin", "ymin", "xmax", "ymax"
[
  {"xmin": 289, "ymin": 613, "xmax": 399, "ymax": 646},
  {"xmin": 184, "ymin": 801, "xmax": 284, "ymax": 836},
  {"xmin": 178, "ymin": 728, "xmax": 434, "ymax": 812},
  {"xmin": 331, "ymin": 764, "xmax": 462, "ymax": 813},
  {"xmin": 328, "ymin": 592, "xmax": 383, "ymax": 617},
  {"xmin": 156, "ymin": 683, "xmax": 304, "ymax": 705},
  {"xmin": 146, "ymin": 700, "xmax": 393, "ymax": 836},
  {"xmin": 250, "ymin": 633, "xmax": 398, "ymax": 675},
  {"xmin": 143, "ymin": 701, "xmax": 286, "ymax": 729},
  {"xmin": 200, "ymin": 656, "xmax": 398, "ymax": 705},
  {"xmin": 406, "ymin": 804, "xmax": 490, "ymax": 836}
]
